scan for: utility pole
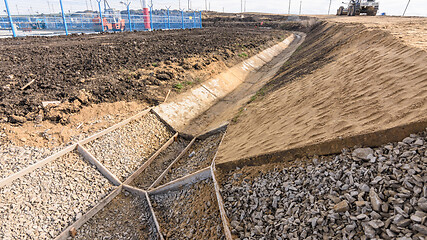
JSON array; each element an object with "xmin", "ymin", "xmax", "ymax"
[
  {"xmin": 328, "ymin": 0, "xmax": 332, "ymax": 15},
  {"xmin": 188, "ymin": 0, "xmax": 190, "ymax": 10},
  {"xmin": 205, "ymin": 0, "xmax": 207, "ymax": 11},
  {"xmin": 89, "ymin": 0, "xmax": 93, "ymax": 10},
  {"xmin": 86, "ymin": 0, "xmax": 89, "ymax": 10},
  {"xmin": 299, "ymin": 0, "xmax": 302, "ymax": 15},
  {"xmin": 403, "ymin": 0, "xmax": 411, "ymax": 16},
  {"xmin": 244, "ymin": 0, "xmax": 246, "ymax": 12},
  {"xmin": 16, "ymin": 4, "xmax": 19, "ymax": 15},
  {"xmin": 241, "ymin": 0, "xmax": 242, "ymax": 13},
  {"xmin": 288, "ymin": 0, "xmax": 291, "ymax": 14}
]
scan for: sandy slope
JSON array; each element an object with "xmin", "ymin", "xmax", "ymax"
[
  {"xmin": 317, "ymin": 15, "xmax": 427, "ymax": 51},
  {"xmin": 217, "ymin": 21, "xmax": 427, "ymax": 164}
]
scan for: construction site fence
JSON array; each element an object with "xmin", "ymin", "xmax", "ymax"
[{"xmin": 0, "ymin": 10, "xmax": 202, "ymax": 37}]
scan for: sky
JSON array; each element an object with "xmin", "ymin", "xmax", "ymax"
[{"xmin": 1, "ymin": 0, "xmax": 426, "ymax": 16}]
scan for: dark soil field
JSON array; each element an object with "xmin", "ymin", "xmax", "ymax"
[{"xmin": 0, "ymin": 27, "xmax": 284, "ymax": 124}]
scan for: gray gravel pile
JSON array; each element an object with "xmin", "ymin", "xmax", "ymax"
[
  {"xmin": 160, "ymin": 132, "xmax": 224, "ymax": 185},
  {"xmin": 75, "ymin": 191, "xmax": 158, "ymax": 240},
  {"xmin": 222, "ymin": 131, "xmax": 427, "ymax": 240},
  {"xmin": 151, "ymin": 178, "xmax": 225, "ymax": 240},
  {"xmin": 131, "ymin": 136, "xmax": 191, "ymax": 189},
  {"xmin": 84, "ymin": 113, "xmax": 174, "ymax": 181},
  {"xmin": 0, "ymin": 145, "xmax": 63, "ymax": 179},
  {"xmin": 0, "ymin": 151, "xmax": 114, "ymax": 240}
]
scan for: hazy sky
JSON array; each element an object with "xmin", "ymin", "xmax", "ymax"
[{"xmin": 2, "ymin": 0, "xmax": 426, "ymax": 16}]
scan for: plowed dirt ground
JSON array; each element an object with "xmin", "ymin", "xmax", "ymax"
[
  {"xmin": 0, "ymin": 27, "xmax": 283, "ymax": 124},
  {"xmin": 0, "ymin": 26, "xmax": 286, "ymax": 147}
]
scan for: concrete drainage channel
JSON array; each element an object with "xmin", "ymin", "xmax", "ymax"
[{"xmin": 0, "ymin": 34, "xmax": 300, "ymax": 239}]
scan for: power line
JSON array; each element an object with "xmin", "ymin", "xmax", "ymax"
[{"xmin": 403, "ymin": 0, "xmax": 411, "ymax": 16}]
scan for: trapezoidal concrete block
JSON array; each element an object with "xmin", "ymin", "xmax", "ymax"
[{"xmin": 153, "ymin": 87, "xmax": 217, "ymax": 130}]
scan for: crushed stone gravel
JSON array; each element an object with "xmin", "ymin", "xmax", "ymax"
[
  {"xmin": 151, "ymin": 178, "xmax": 225, "ymax": 240},
  {"xmin": 0, "ymin": 151, "xmax": 115, "ymax": 240},
  {"xmin": 160, "ymin": 132, "xmax": 223, "ymax": 185},
  {"xmin": 131, "ymin": 136, "xmax": 191, "ymax": 190},
  {"xmin": 222, "ymin": 131, "xmax": 427, "ymax": 240},
  {"xmin": 0, "ymin": 145, "xmax": 64, "ymax": 180},
  {"xmin": 84, "ymin": 113, "xmax": 174, "ymax": 181},
  {"xmin": 74, "ymin": 190, "xmax": 159, "ymax": 240}
]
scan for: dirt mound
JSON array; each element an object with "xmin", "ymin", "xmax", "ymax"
[
  {"xmin": 203, "ymin": 12, "xmax": 316, "ymax": 32},
  {"xmin": 0, "ymin": 27, "xmax": 284, "ymax": 123},
  {"xmin": 217, "ymin": 21, "xmax": 427, "ymax": 164}
]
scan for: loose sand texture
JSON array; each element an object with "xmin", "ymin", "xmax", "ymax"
[
  {"xmin": 317, "ymin": 16, "xmax": 427, "ymax": 51},
  {"xmin": 216, "ymin": 21, "xmax": 427, "ymax": 165}
]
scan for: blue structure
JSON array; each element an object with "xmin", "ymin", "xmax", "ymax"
[
  {"xmin": 59, "ymin": 0, "xmax": 69, "ymax": 35},
  {"xmin": 0, "ymin": 8, "xmax": 202, "ymax": 37},
  {"xmin": 96, "ymin": 0, "xmax": 104, "ymax": 32},
  {"xmin": 3, "ymin": 0, "xmax": 16, "ymax": 37}
]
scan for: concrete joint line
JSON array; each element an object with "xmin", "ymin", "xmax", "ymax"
[
  {"xmin": 201, "ymin": 84, "xmax": 219, "ymax": 98},
  {"xmin": 55, "ymin": 185, "xmax": 123, "ymax": 240},
  {"xmin": 0, "ymin": 108, "xmax": 152, "ymax": 189},
  {"xmin": 149, "ymin": 137, "xmax": 196, "ymax": 190},
  {"xmin": 77, "ymin": 144, "xmax": 122, "ymax": 186},
  {"xmin": 144, "ymin": 190, "xmax": 165, "ymax": 240},
  {"xmin": 210, "ymin": 128, "xmax": 233, "ymax": 240},
  {"xmin": 122, "ymin": 184, "xmax": 164, "ymax": 240},
  {"xmin": 149, "ymin": 123, "xmax": 228, "ymax": 190},
  {"xmin": 123, "ymin": 132, "xmax": 179, "ymax": 186},
  {"xmin": 149, "ymin": 166, "xmax": 212, "ymax": 195},
  {"xmin": 211, "ymin": 164, "xmax": 233, "ymax": 240},
  {"xmin": 0, "ymin": 143, "xmax": 77, "ymax": 189},
  {"xmin": 150, "ymin": 108, "xmax": 178, "ymax": 134},
  {"xmin": 77, "ymin": 108, "xmax": 151, "ymax": 145}
]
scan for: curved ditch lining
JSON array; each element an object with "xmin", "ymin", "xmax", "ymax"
[
  {"xmin": 154, "ymin": 34, "xmax": 296, "ymax": 131},
  {"xmin": 0, "ymin": 35, "xmax": 300, "ymax": 239}
]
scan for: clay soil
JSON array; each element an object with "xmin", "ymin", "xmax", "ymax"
[
  {"xmin": 0, "ymin": 27, "xmax": 284, "ymax": 124},
  {"xmin": 217, "ymin": 17, "xmax": 427, "ymax": 165}
]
